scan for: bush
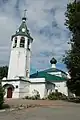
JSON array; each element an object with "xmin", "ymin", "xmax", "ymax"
[
  {"xmin": 0, "ymin": 83, "xmax": 4, "ymax": 109},
  {"xmin": 25, "ymin": 90, "xmax": 40, "ymax": 100},
  {"xmin": 48, "ymin": 92, "xmax": 67, "ymax": 100},
  {"xmin": 2, "ymin": 104, "xmax": 10, "ymax": 109},
  {"xmin": 48, "ymin": 92, "xmax": 58, "ymax": 100},
  {"xmin": 67, "ymin": 96, "xmax": 80, "ymax": 103},
  {"xmin": 41, "ymin": 97, "xmax": 47, "ymax": 100},
  {"xmin": 34, "ymin": 94, "xmax": 40, "ymax": 100},
  {"xmin": 25, "ymin": 94, "xmax": 40, "ymax": 100},
  {"xmin": 25, "ymin": 96, "xmax": 30, "ymax": 99},
  {"xmin": 25, "ymin": 92, "xmax": 40, "ymax": 100}
]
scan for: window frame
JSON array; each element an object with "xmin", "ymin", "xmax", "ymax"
[
  {"xmin": 27, "ymin": 39, "xmax": 30, "ymax": 50},
  {"xmin": 20, "ymin": 37, "xmax": 25, "ymax": 48},
  {"xmin": 13, "ymin": 37, "xmax": 17, "ymax": 48}
]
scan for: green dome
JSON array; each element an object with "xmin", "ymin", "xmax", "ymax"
[{"xmin": 50, "ymin": 57, "xmax": 57, "ymax": 64}]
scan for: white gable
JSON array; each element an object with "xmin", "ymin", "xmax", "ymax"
[
  {"xmin": 48, "ymin": 72, "xmax": 62, "ymax": 77},
  {"xmin": 30, "ymin": 78, "xmax": 45, "ymax": 83}
]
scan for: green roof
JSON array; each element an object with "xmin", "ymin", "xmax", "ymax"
[
  {"xmin": 30, "ymin": 71, "xmax": 67, "ymax": 82},
  {"xmin": 12, "ymin": 17, "xmax": 33, "ymax": 41},
  {"xmin": 43, "ymin": 68, "xmax": 67, "ymax": 74}
]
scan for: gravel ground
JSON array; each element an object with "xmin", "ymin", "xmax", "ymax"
[
  {"xmin": 4, "ymin": 99, "xmax": 80, "ymax": 108},
  {"xmin": 0, "ymin": 105, "xmax": 80, "ymax": 120},
  {"xmin": 0, "ymin": 99, "xmax": 80, "ymax": 120}
]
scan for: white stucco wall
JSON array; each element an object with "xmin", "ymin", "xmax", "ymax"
[
  {"xmin": 47, "ymin": 71, "xmax": 68, "ymax": 96},
  {"xmin": 26, "ymin": 50, "xmax": 31, "ymax": 78},
  {"xmin": 30, "ymin": 78, "xmax": 55, "ymax": 98},
  {"xmin": 19, "ymin": 81, "xmax": 30, "ymax": 98},
  {"xmin": 8, "ymin": 36, "xmax": 31, "ymax": 80},
  {"xmin": 54, "ymin": 81, "xmax": 68, "ymax": 96},
  {"xmin": 8, "ymin": 48, "xmax": 27, "ymax": 79},
  {"xmin": 2, "ymin": 81, "xmax": 20, "ymax": 98},
  {"xmin": 2, "ymin": 80, "xmax": 31, "ymax": 98},
  {"xmin": 30, "ymin": 83, "xmax": 45, "ymax": 98},
  {"xmin": 45, "ymin": 83, "xmax": 55, "ymax": 97},
  {"xmin": 30, "ymin": 78, "xmax": 46, "ymax": 98}
]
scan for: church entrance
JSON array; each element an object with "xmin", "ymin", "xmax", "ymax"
[
  {"xmin": 7, "ymin": 87, "xmax": 13, "ymax": 98},
  {"xmin": 3, "ymin": 84, "xmax": 14, "ymax": 98}
]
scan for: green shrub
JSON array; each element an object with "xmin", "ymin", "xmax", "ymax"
[
  {"xmin": 25, "ymin": 92, "xmax": 40, "ymax": 100},
  {"xmin": 2, "ymin": 104, "xmax": 10, "ymax": 109},
  {"xmin": 48, "ymin": 92, "xmax": 58, "ymax": 100},
  {"xmin": 25, "ymin": 96, "xmax": 30, "ymax": 99},
  {"xmin": 34, "ymin": 94, "xmax": 40, "ymax": 100},
  {"xmin": 41, "ymin": 97, "xmax": 47, "ymax": 100},
  {"xmin": 68, "ymin": 97, "xmax": 80, "ymax": 103},
  {"xmin": 48, "ymin": 92, "xmax": 67, "ymax": 100}
]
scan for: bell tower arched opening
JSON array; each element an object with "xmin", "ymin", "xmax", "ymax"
[{"xmin": 20, "ymin": 37, "xmax": 25, "ymax": 48}]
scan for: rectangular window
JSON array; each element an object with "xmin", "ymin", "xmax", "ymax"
[
  {"xmin": 20, "ymin": 37, "xmax": 25, "ymax": 48},
  {"xmin": 27, "ymin": 39, "xmax": 30, "ymax": 50},
  {"xmin": 13, "ymin": 37, "xmax": 17, "ymax": 48}
]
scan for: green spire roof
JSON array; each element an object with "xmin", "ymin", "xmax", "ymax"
[{"xmin": 12, "ymin": 17, "xmax": 33, "ymax": 41}]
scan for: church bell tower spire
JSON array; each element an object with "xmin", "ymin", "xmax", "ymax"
[{"xmin": 7, "ymin": 10, "xmax": 33, "ymax": 80}]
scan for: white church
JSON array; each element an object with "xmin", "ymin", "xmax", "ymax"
[{"xmin": 2, "ymin": 14, "xmax": 69, "ymax": 99}]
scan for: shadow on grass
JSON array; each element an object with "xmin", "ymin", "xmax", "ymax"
[{"xmin": 0, "ymin": 104, "xmax": 10, "ymax": 110}]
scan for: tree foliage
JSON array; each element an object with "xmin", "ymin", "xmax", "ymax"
[
  {"xmin": 64, "ymin": 1, "xmax": 80, "ymax": 96},
  {"xmin": 0, "ymin": 82, "xmax": 4, "ymax": 109},
  {"xmin": 0, "ymin": 66, "xmax": 8, "ymax": 108},
  {"xmin": 0, "ymin": 66, "xmax": 8, "ymax": 79},
  {"xmin": 48, "ymin": 92, "xmax": 67, "ymax": 100}
]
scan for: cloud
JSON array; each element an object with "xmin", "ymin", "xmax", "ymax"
[{"xmin": 0, "ymin": 0, "xmax": 69, "ymax": 73}]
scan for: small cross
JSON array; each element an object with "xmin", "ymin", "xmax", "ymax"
[{"xmin": 24, "ymin": 9, "xmax": 27, "ymax": 18}]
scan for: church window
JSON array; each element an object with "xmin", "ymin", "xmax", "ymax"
[
  {"xmin": 20, "ymin": 37, "xmax": 25, "ymax": 48},
  {"xmin": 50, "ymin": 89, "xmax": 52, "ymax": 93},
  {"xmin": 13, "ymin": 37, "xmax": 17, "ymax": 48},
  {"xmin": 26, "ymin": 70, "xmax": 29, "ymax": 77},
  {"xmin": 47, "ymin": 89, "xmax": 48, "ymax": 92},
  {"xmin": 55, "ymin": 89, "xmax": 58, "ymax": 93},
  {"xmin": 27, "ymin": 39, "xmax": 30, "ymax": 50},
  {"xmin": 16, "ymin": 85, "xmax": 18, "ymax": 88}
]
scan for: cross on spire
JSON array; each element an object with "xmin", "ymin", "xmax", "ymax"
[
  {"xmin": 22, "ymin": 9, "xmax": 27, "ymax": 21},
  {"xmin": 24, "ymin": 9, "xmax": 27, "ymax": 18}
]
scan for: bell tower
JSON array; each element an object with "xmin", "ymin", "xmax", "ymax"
[{"xmin": 7, "ymin": 11, "xmax": 33, "ymax": 80}]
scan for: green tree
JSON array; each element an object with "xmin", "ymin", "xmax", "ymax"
[
  {"xmin": 0, "ymin": 82, "xmax": 4, "ymax": 109},
  {"xmin": 0, "ymin": 66, "xmax": 8, "ymax": 108},
  {"xmin": 0, "ymin": 66, "xmax": 8, "ymax": 79},
  {"xmin": 64, "ymin": 1, "xmax": 80, "ymax": 96}
]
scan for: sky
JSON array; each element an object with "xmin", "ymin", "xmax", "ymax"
[{"xmin": 0, "ymin": 0, "xmax": 71, "ymax": 74}]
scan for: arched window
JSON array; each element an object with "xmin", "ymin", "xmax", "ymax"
[
  {"xmin": 13, "ymin": 37, "xmax": 17, "ymax": 48},
  {"xmin": 20, "ymin": 37, "xmax": 25, "ymax": 48}
]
